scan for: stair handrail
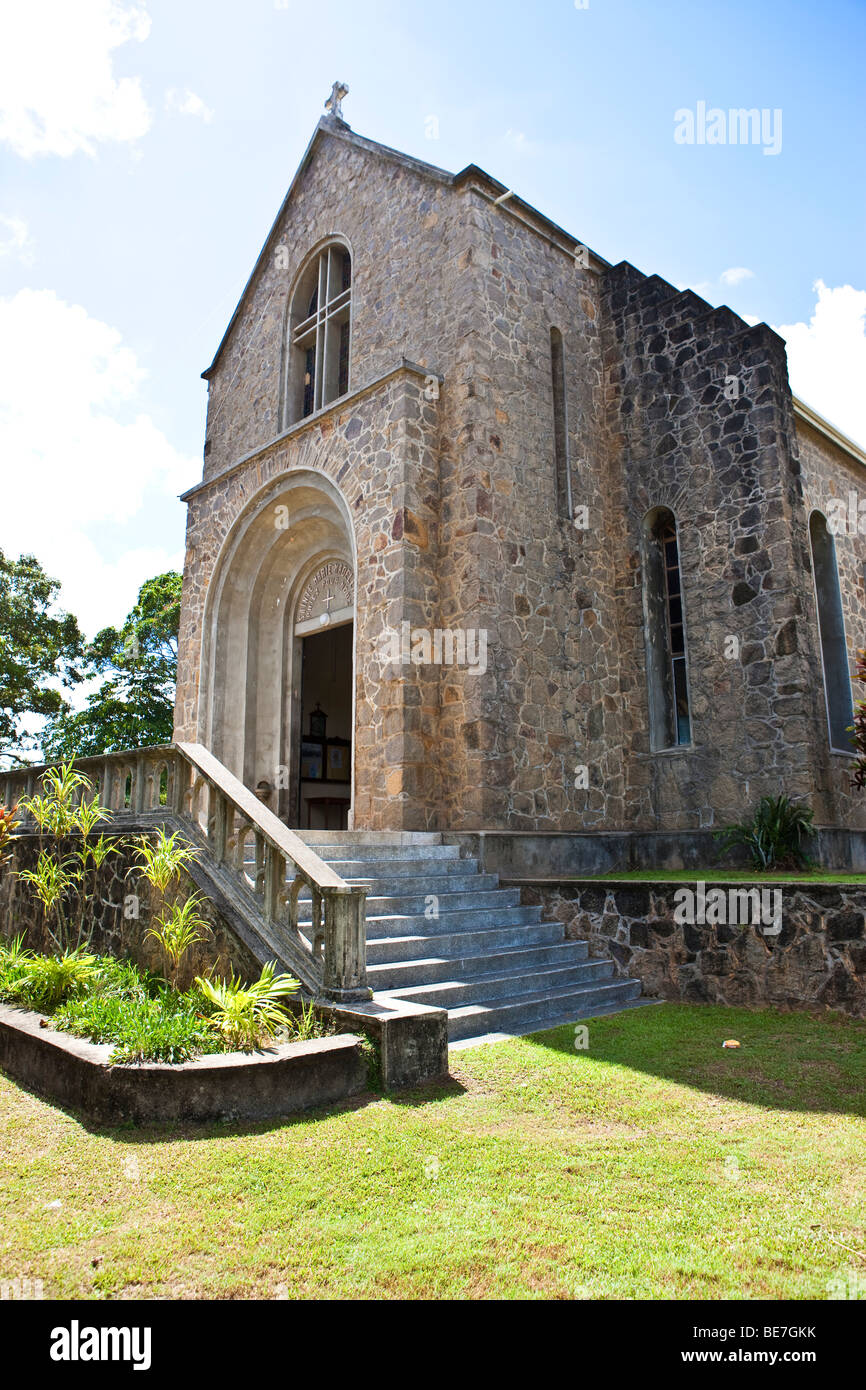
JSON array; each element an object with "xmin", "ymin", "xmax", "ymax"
[{"xmin": 2, "ymin": 742, "xmax": 370, "ymax": 1004}]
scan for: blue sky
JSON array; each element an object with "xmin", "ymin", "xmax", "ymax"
[{"xmin": 0, "ymin": 0, "xmax": 864, "ymax": 637}]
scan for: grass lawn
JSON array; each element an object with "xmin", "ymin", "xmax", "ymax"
[{"xmin": 1, "ymin": 1003, "xmax": 864, "ymax": 1300}]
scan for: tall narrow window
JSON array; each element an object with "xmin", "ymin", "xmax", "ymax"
[
  {"xmin": 550, "ymin": 327, "xmax": 571, "ymax": 518},
  {"xmin": 642, "ymin": 507, "xmax": 691, "ymax": 749},
  {"xmin": 809, "ymin": 510, "xmax": 854, "ymax": 751},
  {"xmin": 286, "ymin": 243, "xmax": 351, "ymax": 424}
]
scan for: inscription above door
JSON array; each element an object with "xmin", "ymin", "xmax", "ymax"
[{"xmin": 296, "ymin": 560, "xmax": 354, "ymax": 630}]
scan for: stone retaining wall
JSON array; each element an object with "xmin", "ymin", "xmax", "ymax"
[
  {"xmin": 518, "ymin": 879, "xmax": 866, "ymax": 1017},
  {"xmin": 0, "ymin": 831, "xmax": 260, "ymax": 990},
  {"xmin": 0, "ymin": 1003, "xmax": 367, "ymax": 1125}
]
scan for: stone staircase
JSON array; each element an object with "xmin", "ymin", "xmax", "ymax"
[{"xmin": 295, "ymin": 831, "xmax": 644, "ymax": 1046}]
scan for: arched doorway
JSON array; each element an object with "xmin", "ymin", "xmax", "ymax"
[{"xmin": 200, "ymin": 470, "xmax": 356, "ymax": 826}]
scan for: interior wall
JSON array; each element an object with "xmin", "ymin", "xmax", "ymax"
[{"xmin": 299, "ymin": 623, "xmax": 353, "ymax": 827}]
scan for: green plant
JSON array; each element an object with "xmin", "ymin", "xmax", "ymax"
[
  {"xmin": 0, "ymin": 803, "xmax": 19, "ymax": 872},
  {"xmin": 358, "ymin": 1034, "xmax": 383, "ymax": 1092},
  {"xmin": 17, "ymin": 850, "xmax": 77, "ymax": 950},
  {"xmin": 3, "ymin": 946, "xmax": 101, "ymax": 1013},
  {"xmin": 281, "ymin": 999, "xmax": 337, "ymax": 1044},
  {"xmin": 133, "ymin": 827, "xmax": 200, "ymax": 897},
  {"xmin": 145, "ymin": 894, "xmax": 211, "ymax": 988},
  {"xmin": 715, "ymin": 794, "xmax": 815, "ymax": 871},
  {"xmin": 55, "ymin": 985, "xmax": 221, "ymax": 1065},
  {"xmin": 0, "ymin": 932, "xmax": 36, "ymax": 996},
  {"xmin": 20, "ymin": 762, "xmax": 93, "ymax": 837},
  {"xmin": 196, "ymin": 962, "xmax": 300, "ymax": 1050},
  {"xmin": 0, "ymin": 932, "xmax": 34, "ymax": 968},
  {"xmin": 17, "ymin": 762, "xmax": 122, "ymax": 950}
]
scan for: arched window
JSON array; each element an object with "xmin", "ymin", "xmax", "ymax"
[
  {"xmin": 809, "ymin": 510, "xmax": 854, "ymax": 751},
  {"xmin": 550, "ymin": 328, "xmax": 571, "ymax": 518},
  {"xmin": 642, "ymin": 507, "xmax": 691, "ymax": 749},
  {"xmin": 285, "ymin": 242, "xmax": 351, "ymax": 424}
]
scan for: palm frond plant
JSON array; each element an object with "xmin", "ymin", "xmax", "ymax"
[
  {"xmin": 714, "ymin": 794, "xmax": 815, "ymax": 871},
  {"xmin": 145, "ymin": 893, "xmax": 211, "ymax": 989},
  {"xmin": 18, "ymin": 849, "xmax": 77, "ymax": 952},
  {"xmin": 133, "ymin": 828, "xmax": 200, "ymax": 898},
  {"xmin": 3, "ymin": 945, "xmax": 101, "ymax": 1013},
  {"xmin": 0, "ymin": 932, "xmax": 35, "ymax": 995},
  {"xmin": 17, "ymin": 762, "xmax": 121, "ymax": 950},
  {"xmin": 196, "ymin": 961, "xmax": 300, "ymax": 1051}
]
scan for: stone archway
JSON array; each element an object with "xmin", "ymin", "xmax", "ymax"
[{"xmin": 200, "ymin": 470, "xmax": 356, "ymax": 824}]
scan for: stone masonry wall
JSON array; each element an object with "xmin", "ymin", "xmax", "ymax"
[
  {"xmin": 0, "ymin": 835, "xmax": 261, "ymax": 991},
  {"xmin": 600, "ymin": 262, "xmax": 829, "ymax": 830},
  {"xmin": 797, "ymin": 417, "xmax": 866, "ymax": 827},
  {"xmin": 522, "ymin": 879, "xmax": 866, "ymax": 1018},
  {"xmin": 434, "ymin": 185, "xmax": 622, "ymax": 831},
  {"xmin": 177, "ymin": 117, "xmax": 865, "ymax": 836},
  {"xmin": 177, "ymin": 367, "xmax": 444, "ymax": 830},
  {"xmin": 200, "ymin": 124, "xmax": 470, "ymax": 482}
]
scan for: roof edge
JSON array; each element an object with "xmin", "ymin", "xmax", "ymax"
[
  {"xmin": 793, "ymin": 396, "xmax": 866, "ymax": 470},
  {"xmin": 201, "ymin": 119, "xmax": 456, "ymax": 380}
]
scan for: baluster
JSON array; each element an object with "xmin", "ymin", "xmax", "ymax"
[
  {"xmin": 204, "ymin": 780, "xmax": 215, "ymax": 841},
  {"xmin": 212, "ymin": 791, "xmax": 228, "ymax": 864},
  {"xmin": 263, "ymin": 842, "xmax": 285, "ymax": 921},
  {"xmin": 288, "ymin": 874, "xmax": 305, "ymax": 935},
  {"xmin": 235, "ymin": 821, "xmax": 249, "ymax": 876},
  {"xmin": 175, "ymin": 757, "xmax": 190, "ymax": 816},
  {"xmin": 311, "ymin": 888, "xmax": 324, "ymax": 958},
  {"xmin": 254, "ymin": 832, "xmax": 265, "ymax": 898}
]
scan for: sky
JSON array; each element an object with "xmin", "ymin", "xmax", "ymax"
[{"xmin": 0, "ymin": 0, "xmax": 864, "ymax": 639}]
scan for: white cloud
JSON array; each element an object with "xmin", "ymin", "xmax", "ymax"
[
  {"xmin": 165, "ymin": 88, "xmax": 214, "ymax": 124},
  {"xmin": 0, "ymin": 289, "xmax": 193, "ymax": 635},
  {"xmin": 0, "ymin": 214, "xmax": 34, "ymax": 264},
  {"xmin": 502, "ymin": 129, "xmax": 536, "ymax": 156},
  {"xmin": 720, "ymin": 266, "xmax": 754, "ymax": 287},
  {"xmin": 776, "ymin": 280, "xmax": 866, "ymax": 451},
  {"xmin": 0, "ymin": 0, "xmax": 152, "ymax": 158}
]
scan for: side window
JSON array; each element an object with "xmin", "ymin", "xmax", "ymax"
[
  {"xmin": 809, "ymin": 510, "xmax": 854, "ymax": 750},
  {"xmin": 285, "ymin": 243, "xmax": 351, "ymax": 424},
  {"xmin": 550, "ymin": 327, "xmax": 572, "ymax": 519},
  {"xmin": 642, "ymin": 507, "xmax": 692, "ymax": 749}
]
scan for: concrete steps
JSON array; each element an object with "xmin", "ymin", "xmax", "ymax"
[{"xmin": 292, "ymin": 831, "xmax": 644, "ymax": 1046}]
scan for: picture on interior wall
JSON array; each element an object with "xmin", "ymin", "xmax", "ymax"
[
  {"xmin": 300, "ymin": 738, "xmax": 324, "ymax": 780},
  {"xmin": 326, "ymin": 738, "xmax": 351, "ymax": 781}
]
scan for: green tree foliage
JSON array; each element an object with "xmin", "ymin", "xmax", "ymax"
[
  {"xmin": 0, "ymin": 549, "xmax": 84, "ymax": 766},
  {"xmin": 42, "ymin": 572, "xmax": 182, "ymax": 759}
]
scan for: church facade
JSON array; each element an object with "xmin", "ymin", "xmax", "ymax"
[{"xmin": 174, "ymin": 96, "xmax": 866, "ymax": 839}]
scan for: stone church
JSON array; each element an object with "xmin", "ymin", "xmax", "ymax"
[{"xmin": 174, "ymin": 86, "xmax": 866, "ymax": 849}]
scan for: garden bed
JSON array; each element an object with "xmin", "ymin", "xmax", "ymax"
[{"xmin": 0, "ymin": 1001, "xmax": 368, "ymax": 1124}]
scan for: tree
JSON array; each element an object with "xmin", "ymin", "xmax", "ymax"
[
  {"xmin": 0, "ymin": 549, "xmax": 84, "ymax": 767},
  {"xmin": 42, "ymin": 572, "xmax": 182, "ymax": 759}
]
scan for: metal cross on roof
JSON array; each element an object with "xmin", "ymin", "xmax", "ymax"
[{"xmin": 325, "ymin": 82, "xmax": 349, "ymax": 122}]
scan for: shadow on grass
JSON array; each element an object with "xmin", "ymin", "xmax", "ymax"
[
  {"xmin": 2, "ymin": 1066, "xmax": 466, "ymax": 1145},
  {"xmin": 520, "ymin": 1002, "xmax": 866, "ymax": 1119}
]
